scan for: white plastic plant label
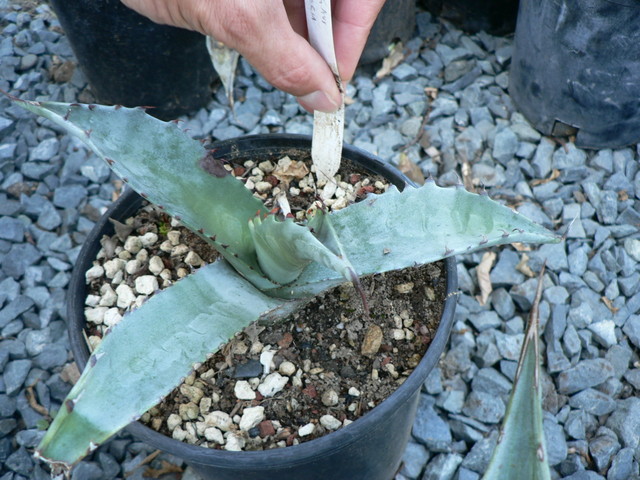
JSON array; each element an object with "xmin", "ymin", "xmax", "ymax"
[{"xmin": 305, "ymin": 0, "xmax": 345, "ymax": 199}]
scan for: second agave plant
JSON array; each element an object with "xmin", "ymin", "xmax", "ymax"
[{"xmin": 8, "ymin": 95, "xmax": 561, "ymax": 473}]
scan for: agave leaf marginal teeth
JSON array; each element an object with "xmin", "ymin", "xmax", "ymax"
[
  {"xmin": 479, "ymin": 235, "xmax": 488, "ymax": 245},
  {"xmin": 114, "ymin": 104, "xmax": 122, "ymax": 110},
  {"xmin": 537, "ymin": 445, "xmax": 545, "ymax": 461},
  {"xmin": 105, "ymin": 158, "xmax": 115, "ymax": 166},
  {"xmin": 84, "ymin": 129, "xmax": 92, "ymax": 137},
  {"xmin": 88, "ymin": 104, "xmax": 96, "ymax": 111},
  {"xmin": 65, "ymin": 399, "xmax": 75, "ymax": 413}
]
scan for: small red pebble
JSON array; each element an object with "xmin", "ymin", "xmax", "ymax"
[
  {"xmin": 349, "ymin": 173, "xmax": 361, "ymax": 184},
  {"xmin": 233, "ymin": 166, "xmax": 246, "ymax": 177},
  {"xmin": 275, "ymin": 428, "xmax": 292, "ymax": 441},
  {"xmin": 286, "ymin": 433, "xmax": 297, "ymax": 446},
  {"xmin": 278, "ymin": 332, "xmax": 294, "ymax": 349},
  {"xmin": 265, "ymin": 175, "xmax": 279, "ymax": 186},
  {"xmin": 302, "ymin": 384, "xmax": 317, "ymax": 398},
  {"xmin": 356, "ymin": 185, "xmax": 375, "ymax": 197},
  {"xmin": 258, "ymin": 420, "xmax": 276, "ymax": 437}
]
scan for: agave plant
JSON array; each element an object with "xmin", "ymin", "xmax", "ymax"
[{"xmin": 9, "ymin": 95, "xmax": 560, "ymax": 469}]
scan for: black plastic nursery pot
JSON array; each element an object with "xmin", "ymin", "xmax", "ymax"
[
  {"xmin": 360, "ymin": 0, "xmax": 417, "ymax": 65},
  {"xmin": 421, "ymin": 0, "xmax": 519, "ymax": 35},
  {"xmin": 48, "ymin": 0, "xmax": 215, "ymax": 120},
  {"xmin": 67, "ymin": 134, "xmax": 457, "ymax": 480},
  {"xmin": 509, "ymin": 0, "xmax": 640, "ymax": 148}
]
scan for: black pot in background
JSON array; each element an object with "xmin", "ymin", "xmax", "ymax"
[
  {"xmin": 48, "ymin": 0, "xmax": 215, "ymax": 120},
  {"xmin": 360, "ymin": 0, "xmax": 417, "ymax": 65},
  {"xmin": 67, "ymin": 134, "xmax": 457, "ymax": 480},
  {"xmin": 420, "ymin": 0, "xmax": 519, "ymax": 35},
  {"xmin": 509, "ymin": 0, "xmax": 640, "ymax": 148}
]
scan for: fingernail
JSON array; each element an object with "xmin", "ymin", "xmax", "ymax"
[{"xmin": 297, "ymin": 90, "xmax": 340, "ymax": 113}]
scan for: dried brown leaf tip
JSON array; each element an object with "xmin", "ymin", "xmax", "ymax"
[{"xmin": 199, "ymin": 150, "xmax": 229, "ymax": 178}]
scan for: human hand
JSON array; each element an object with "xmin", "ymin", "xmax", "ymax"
[{"xmin": 120, "ymin": 0, "xmax": 386, "ymax": 112}]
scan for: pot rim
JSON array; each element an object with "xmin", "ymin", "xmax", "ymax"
[{"xmin": 67, "ymin": 133, "xmax": 457, "ymax": 468}]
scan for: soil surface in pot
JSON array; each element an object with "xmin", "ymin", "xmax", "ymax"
[{"xmin": 83, "ymin": 154, "xmax": 446, "ymax": 452}]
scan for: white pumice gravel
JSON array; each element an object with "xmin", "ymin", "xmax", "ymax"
[
  {"xmin": 115, "ymin": 284, "xmax": 136, "ymax": 309},
  {"xmin": 167, "ymin": 413, "xmax": 182, "ymax": 432},
  {"xmin": 85, "ymin": 264, "xmax": 105, "ymax": 281},
  {"xmin": 134, "ymin": 275, "xmax": 158, "ymax": 295},
  {"xmin": 148, "ymin": 255, "xmax": 165, "ymax": 275},
  {"xmin": 257, "ymin": 372, "xmax": 289, "ymax": 397},
  {"xmin": 140, "ymin": 231, "xmax": 159, "ymax": 247},
  {"xmin": 321, "ymin": 389, "xmax": 339, "ymax": 407},
  {"xmin": 204, "ymin": 427, "xmax": 225, "ymax": 444},
  {"xmin": 239, "ymin": 406, "xmax": 265, "ymax": 431},
  {"xmin": 103, "ymin": 308, "xmax": 123, "ymax": 328},
  {"xmin": 205, "ymin": 411, "xmax": 234, "ymax": 432},
  {"xmin": 259, "ymin": 349, "xmax": 276, "ymax": 374},
  {"xmin": 224, "ymin": 433, "xmax": 246, "ymax": 451},
  {"xmin": 298, "ymin": 423, "xmax": 316, "ymax": 437},
  {"xmin": 234, "ymin": 380, "xmax": 256, "ymax": 400},
  {"xmin": 278, "ymin": 361, "xmax": 297, "ymax": 376},
  {"xmin": 320, "ymin": 414, "xmax": 343, "ymax": 431},
  {"xmin": 124, "ymin": 236, "xmax": 143, "ymax": 254}
]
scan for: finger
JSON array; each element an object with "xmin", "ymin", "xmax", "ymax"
[
  {"xmin": 120, "ymin": 0, "xmax": 191, "ymax": 29},
  {"xmin": 332, "ymin": 0, "xmax": 387, "ymax": 82},
  {"xmin": 210, "ymin": 0, "xmax": 342, "ymax": 112},
  {"xmin": 283, "ymin": 0, "xmax": 308, "ymax": 38}
]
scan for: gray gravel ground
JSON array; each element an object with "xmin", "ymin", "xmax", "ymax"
[{"xmin": 1, "ymin": 2, "xmax": 640, "ymax": 480}]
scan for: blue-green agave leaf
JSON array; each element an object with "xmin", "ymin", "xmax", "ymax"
[
  {"xmin": 267, "ymin": 182, "xmax": 561, "ymax": 298},
  {"xmin": 35, "ymin": 260, "xmax": 304, "ymax": 467},
  {"xmin": 11, "ymin": 97, "xmax": 277, "ymax": 289},
  {"xmin": 249, "ymin": 211, "xmax": 356, "ymax": 286},
  {"xmin": 481, "ymin": 265, "xmax": 550, "ymax": 480}
]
